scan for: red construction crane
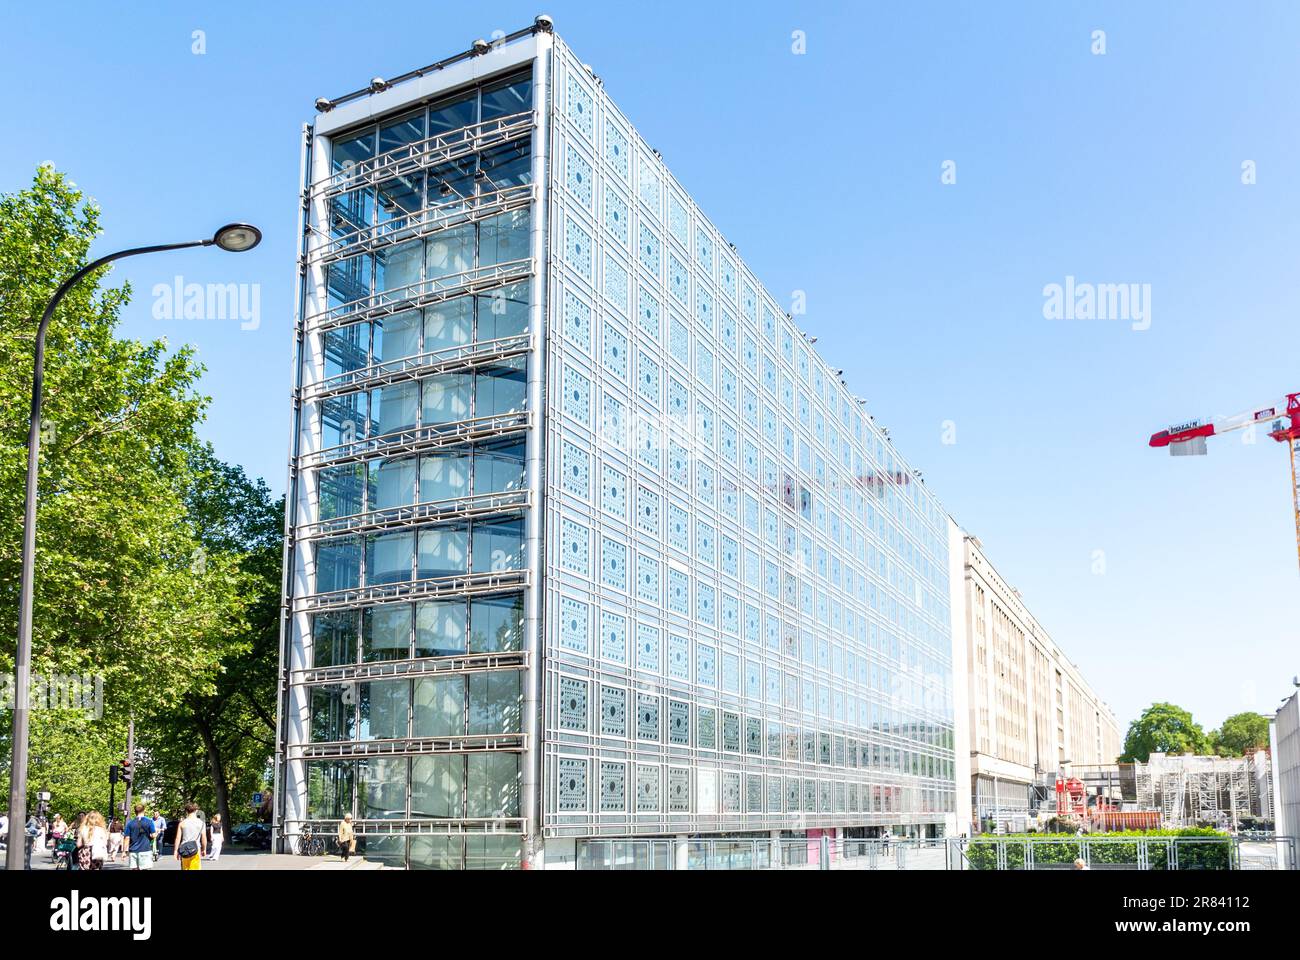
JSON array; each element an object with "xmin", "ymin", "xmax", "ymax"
[{"xmin": 1149, "ymin": 391, "xmax": 1300, "ymax": 572}]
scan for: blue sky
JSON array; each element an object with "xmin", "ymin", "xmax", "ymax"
[{"xmin": 3, "ymin": 1, "xmax": 1298, "ymax": 733}]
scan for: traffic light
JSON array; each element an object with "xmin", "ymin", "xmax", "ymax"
[
  {"xmin": 109, "ymin": 764, "xmax": 120, "ymax": 785},
  {"xmin": 120, "ymin": 758, "xmax": 134, "ymax": 787}
]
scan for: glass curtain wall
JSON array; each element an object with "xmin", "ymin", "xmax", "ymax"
[{"xmin": 298, "ymin": 68, "xmax": 534, "ymax": 868}]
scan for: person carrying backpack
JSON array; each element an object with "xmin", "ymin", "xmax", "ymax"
[{"xmin": 123, "ymin": 804, "xmax": 156, "ymax": 871}]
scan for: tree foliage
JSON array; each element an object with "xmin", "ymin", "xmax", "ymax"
[
  {"xmin": 1119, "ymin": 702, "xmax": 1210, "ymax": 762},
  {"xmin": 0, "ymin": 166, "xmax": 279, "ymax": 823},
  {"xmin": 143, "ymin": 445, "xmax": 283, "ymax": 825},
  {"xmin": 1208, "ymin": 712, "xmax": 1270, "ymax": 757}
]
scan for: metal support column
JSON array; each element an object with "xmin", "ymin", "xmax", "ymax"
[{"xmin": 520, "ymin": 30, "xmax": 553, "ymax": 868}]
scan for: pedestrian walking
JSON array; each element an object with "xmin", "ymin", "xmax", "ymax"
[
  {"xmin": 48, "ymin": 813, "xmax": 65, "ymax": 858},
  {"xmin": 174, "ymin": 803, "xmax": 205, "ymax": 871},
  {"xmin": 152, "ymin": 810, "xmax": 167, "ymax": 861},
  {"xmin": 338, "ymin": 813, "xmax": 356, "ymax": 862},
  {"xmin": 108, "ymin": 817, "xmax": 124, "ymax": 863},
  {"xmin": 80, "ymin": 811, "xmax": 109, "ymax": 870},
  {"xmin": 24, "ymin": 814, "xmax": 43, "ymax": 870},
  {"xmin": 206, "ymin": 814, "xmax": 225, "ymax": 861},
  {"xmin": 66, "ymin": 814, "xmax": 84, "ymax": 870},
  {"xmin": 123, "ymin": 804, "xmax": 156, "ymax": 871}
]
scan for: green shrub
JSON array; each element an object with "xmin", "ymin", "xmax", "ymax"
[{"xmin": 963, "ymin": 828, "xmax": 1231, "ymax": 871}]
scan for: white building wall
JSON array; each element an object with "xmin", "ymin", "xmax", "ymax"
[
  {"xmin": 948, "ymin": 518, "xmax": 972, "ymax": 834},
  {"xmin": 949, "ymin": 524, "xmax": 1122, "ymax": 828},
  {"xmin": 1272, "ymin": 690, "xmax": 1300, "ymax": 840}
]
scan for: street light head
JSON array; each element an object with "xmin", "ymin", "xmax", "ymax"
[{"xmin": 212, "ymin": 223, "xmax": 262, "ymax": 253}]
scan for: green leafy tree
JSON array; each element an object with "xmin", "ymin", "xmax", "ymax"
[
  {"xmin": 1208, "ymin": 712, "xmax": 1270, "ymax": 757},
  {"xmin": 1119, "ymin": 702, "xmax": 1210, "ymax": 762},
  {"xmin": 0, "ymin": 166, "xmax": 257, "ymax": 818},
  {"xmin": 143, "ymin": 446, "xmax": 283, "ymax": 830},
  {"xmin": 25, "ymin": 712, "xmax": 129, "ymax": 818}
]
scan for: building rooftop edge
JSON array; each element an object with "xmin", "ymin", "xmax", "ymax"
[{"xmin": 316, "ymin": 16, "xmax": 553, "ymax": 112}]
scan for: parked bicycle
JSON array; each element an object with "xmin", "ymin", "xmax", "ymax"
[{"xmin": 296, "ymin": 826, "xmax": 325, "ymax": 857}]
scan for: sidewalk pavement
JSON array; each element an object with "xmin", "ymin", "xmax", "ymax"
[{"xmin": 15, "ymin": 844, "xmax": 386, "ymax": 871}]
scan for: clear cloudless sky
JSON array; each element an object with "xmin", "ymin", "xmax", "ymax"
[{"xmin": 3, "ymin": 1, "xmax": 1298, "ymax": 736}]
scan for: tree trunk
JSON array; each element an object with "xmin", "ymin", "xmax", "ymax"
[{"xmin": 195, "ymin": 713, "xmax": 232, "ymax": 855}]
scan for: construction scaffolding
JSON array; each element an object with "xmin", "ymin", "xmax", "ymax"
[
  {"xmin": 1053, "ymin": 753, "xmax": 1271, "ymax": 832},
  {"xmin": 1133, "ymin": 753, "xmax": 1266, "ymax": 830}
]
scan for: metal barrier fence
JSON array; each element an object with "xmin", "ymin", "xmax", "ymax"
[
  {"xmin": 573, "ymin": 837, "xmax": 948, "ymax": 870},
  {"xmin": 572, "ymin": 835, "xmax": 1298, "ymax": 870}
]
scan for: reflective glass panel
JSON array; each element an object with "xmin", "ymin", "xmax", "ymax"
[
  {"xmin": 374, "ymin": 310, "xmax": 420, "ymax": 363},
  {"xmin": 416, "ymin": 527, "xmax": 467, "ymax": 579},
  {"xmin": 474, "ymin": 359, "xmax": 526, "ymax": 418},
  {"xmin": 412, "ymin": 675, "xmax": 463, "ymax": 737},
  {"xmin": 365, "ymin": 531, "xmax": 413, "ymax": 585},
  {"xmin": 326, "ymin": 254, "xmax": 370, "ymax": 309},
  {"xmin": 374, "ymin": 240, "xmax": 422, "ymax": 295},
  {"xmin": 471, "ymin": 519, "xmax": 524, "ymax": 573},
  {"xmin": 362, "ymin": 604, "xmax": 412, "ymax": 662},
  {"xmin": 478, "ymin": 208, "xmax": 530, "ymax": 267},
  {"xmin": 426, "ymin": 222, "xmax": 474, "ymax": 279},
  {"xmin": 428, "ymin": 93, "xmax": 476, "ymax": 137},
  {"xmin": 415, "ymin": 599, "xmax": 466, "ymax": 658},
  {"xmin": 424, "ymin": 296, "xmax": 472, "ymax": 351},
  {"xmin": 358, "ymin": 679, "xmax": 408, "ymax": 740},
  {"xmin": 472, "ymin": 441, "xmax": 525, "ymax": 495},
  {"xmin": 480, "ymin": 75, "xmax": 531, "ymax": 121},
  {"xmin": 476, "ymin": 281, "xmax": 529, "ymax": 341},
  {"xmin": 312, "ymin": 611, "xmax": 358, "ymax": 667},
  {"xmin": 420, "ymin": 373, "xmax": 470, "ymax": 425},
  {"xmin": 360, "ymin": 757, "xmax": 407, "ymax": 820},
  {"xmin": 468, "ymin": 671, "xmax": 521, "ymax": 734},
  {"xmin": 410, "ymin": 835, "xmax": 461, "ymax": 868},
  {"xmin": 418, "ymin": 450, "xmax": 469, "ymax": 502},
  {"xmin": 316, "ymin": 536, "xmax": 360, "ymax": 593},
  {"xmin": 379, "ymin": 111, "xmax": 425, "ymax": 154},
  {"xmin": 371, "ymin": 382, "xmax": 418, "ymax": 436},
  {"xmin": 319, "ymin": 463, "xmax": 365, "ymax": 520},
  {"xmin": 323, "ymin": 321, "xmax": 369, "ymax": 378},
  {"xmin": 466, "ymin": 753, "xmax": 519, "ymax": 818},
  {"xmin": 469, "ymin": 595, "xmax": 523, "ymax": 654},
  {"xmin": 368, "ymin": 457, "xmax": 416, "ymax": 511},
  {"xmin": 411, "ymin": 757, "xmax": 463, "ymax": 821},
  {"xmin": 307, "ymin": 761, "xmax": 354, "ymax": 820},
  {"xmin": 319, "ymin": 391, "xmax": 367, "ymax": 447},
  {"xmin": 310, "ymin": 685, "xmax": 355, "ymax": 742}
]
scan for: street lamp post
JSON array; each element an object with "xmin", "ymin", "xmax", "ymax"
[{"xmin": 4, "ymin": 224, "xmax": 261, "ymax": 871}]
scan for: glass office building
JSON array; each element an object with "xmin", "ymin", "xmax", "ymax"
[{"xmin": 275, "ymin": 19, "xmax": 956, "ymax": 869}]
